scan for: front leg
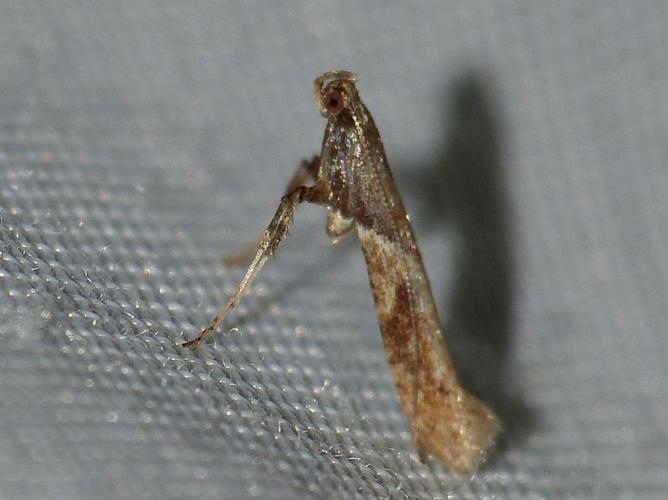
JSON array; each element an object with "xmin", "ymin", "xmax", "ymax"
[
  {"xmin": 222, "ymin": 156, "xmax": 321, "ymax": 266},
  {"xmin": 183, "ymin": 183, "xmax": 327, "ymax": 348},
  {"xmin": 285, "ymin": 155, "xmax": 320, "ymax": 192}
]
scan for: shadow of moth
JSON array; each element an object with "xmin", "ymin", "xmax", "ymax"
[{"xmin": 183, "ymin": 71, "xmax": 501, "ymax": 475}]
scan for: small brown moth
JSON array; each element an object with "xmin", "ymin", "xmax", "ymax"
[{"xmin": 183, "ymin": 71, "xmax": 501, "ymax": 475}]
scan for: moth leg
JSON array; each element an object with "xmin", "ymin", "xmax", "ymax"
[
  {"xmin": 221, "ymin": 156, "xmax": 321, "ymax": 267},
  {"xmin": 326, "ymin": 208, "xmax": 354, "ymax": 245},
  {"xmin": 285, "ymin": 155, "xmax": 320, "ymax": 192},
  {"xmin": 183, "ymin": 183, "xmax": 326, "ymax": 348}
]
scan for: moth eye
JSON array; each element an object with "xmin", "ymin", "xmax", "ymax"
[{"xmin": 325, "ymin": 90, "xmax": 345, "ymax": 114}]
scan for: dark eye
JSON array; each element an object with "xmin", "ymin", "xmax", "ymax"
[{"xmin": 325, "ymin": 90, "xmax": 345, "ymax": 114}]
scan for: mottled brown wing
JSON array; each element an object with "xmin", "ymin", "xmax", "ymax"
[
  {"xmin": 320, "ymin": 93, "xmax": 500, "ymax": 474},
  {"xmin": 357, "ymin": 222, "xmax": 500, "ymax": 475}
]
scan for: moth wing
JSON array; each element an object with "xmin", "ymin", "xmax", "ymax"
[
  {"xmin": 320, "ymin": 96, "xmax": 500, "ymax": 474},
  {"xmin": 350, "ymin": 142, "xmax": 500, "ymax": 474}
]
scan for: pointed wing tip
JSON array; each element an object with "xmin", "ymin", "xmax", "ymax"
[{"xmin": 416, "ymin": 392, "xmax": 502, "ymax": 476}]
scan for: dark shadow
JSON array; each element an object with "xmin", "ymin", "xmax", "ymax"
[{"xmin": 400, "ymin": 70, "xmax": 535, "ymax": 455}]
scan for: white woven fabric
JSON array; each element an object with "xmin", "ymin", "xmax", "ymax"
[{"xmin": 1, "ymin": 2, "xmax": 667, "ymax": 498}]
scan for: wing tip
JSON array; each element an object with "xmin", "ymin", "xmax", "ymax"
[{"xmin": 416, "ymin": 388, "xmax": 502, "ymax": 476}]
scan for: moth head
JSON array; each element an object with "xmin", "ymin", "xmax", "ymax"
[{"xmin": 314, "ymin": 70, "xmax": 358, "ymax": 118}]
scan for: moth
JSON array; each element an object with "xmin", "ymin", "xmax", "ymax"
[{"xmin": 183, "ymin": 71, "xmax": 500, "ymax": 475}]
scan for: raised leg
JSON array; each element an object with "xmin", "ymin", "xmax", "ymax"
[
  {"xmin": 183, "ymin": 183, "xmax": 326, "ymax": 348},
  {"xmin": 221, "ymin": 156, "xmax": 321, "ymax": 267},
  {"xmin": 285, "ymin": 155, "xmax": 320, "ymax": 192}
]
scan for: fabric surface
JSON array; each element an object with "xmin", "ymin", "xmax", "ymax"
[{"xmin": 1, "ymin": 2, "xmax": 667, "ymax": 499}]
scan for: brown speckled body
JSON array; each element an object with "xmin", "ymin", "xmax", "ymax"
[
  {"xmin": 315, "ymin": 72, "xmax": 500, "ymax": 475},
  {"xmin": 184, "ymin": 71, "xmax": 500, "ymax": 474}
]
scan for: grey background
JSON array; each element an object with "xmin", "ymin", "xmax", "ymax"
[{"xmin": 1, "ymin": 1, "xmax": 667, "ymax": 499}]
